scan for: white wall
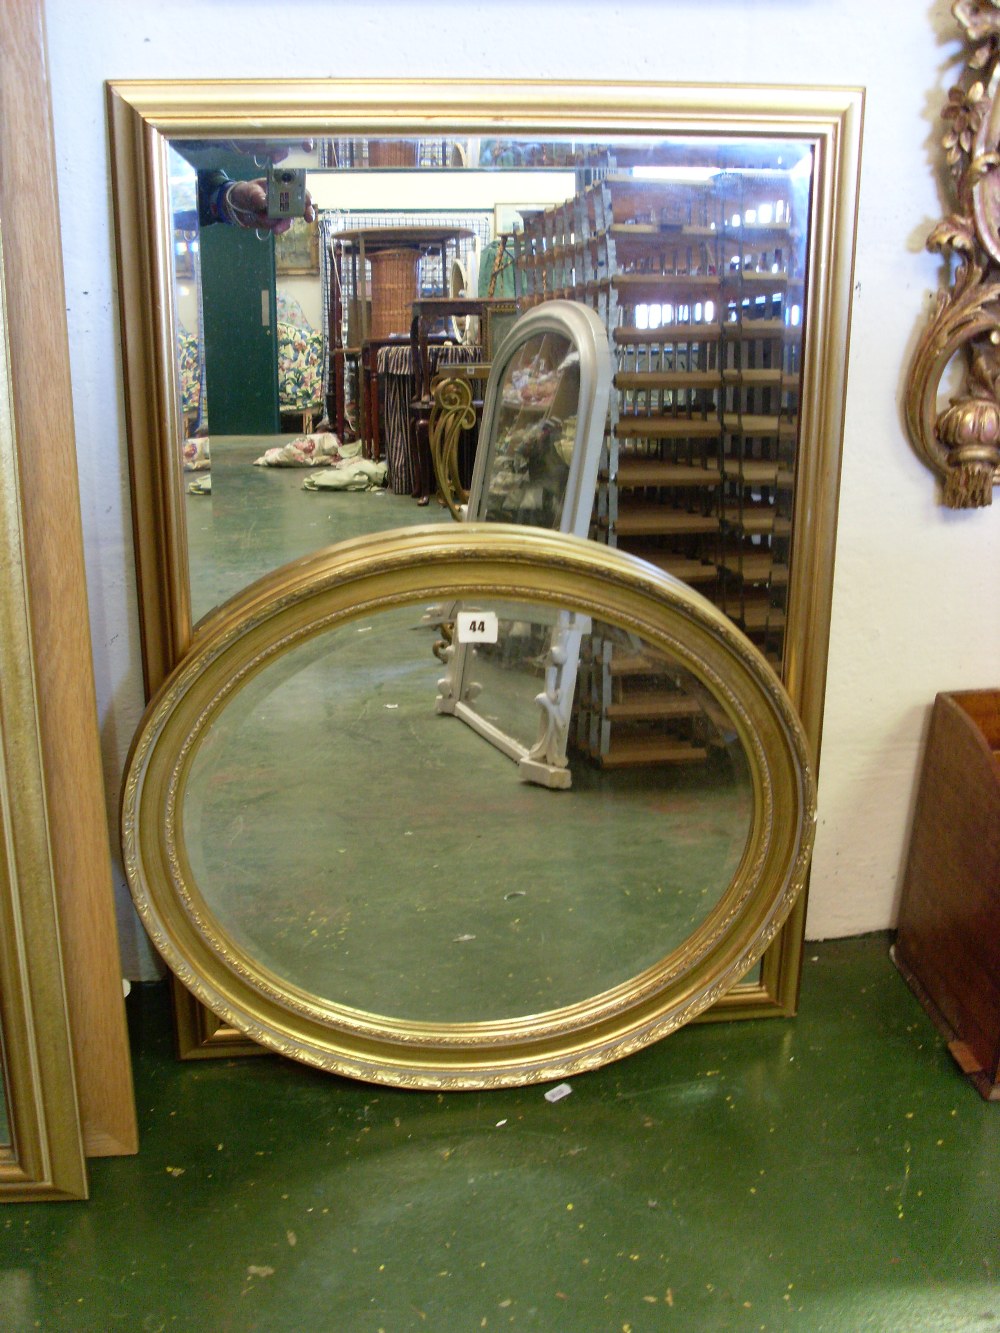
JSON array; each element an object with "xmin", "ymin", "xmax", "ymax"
[{"xmin": 43, "ymin": 0, "xmax": 1000, "ymax": 975}]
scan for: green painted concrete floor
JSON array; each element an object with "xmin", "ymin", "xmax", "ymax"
[{"xmin": 2, "ymin": 934, "xmax": 998, "ymax": 1332}]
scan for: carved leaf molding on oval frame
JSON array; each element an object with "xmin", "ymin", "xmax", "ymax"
[{"xmin": 906, "ymin": 0, "xmax": 1000, "ymax": 507}]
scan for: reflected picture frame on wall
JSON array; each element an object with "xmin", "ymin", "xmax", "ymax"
[{"xmin": 275, "ymin": 217, "xmax": 319, "ymax": 274}]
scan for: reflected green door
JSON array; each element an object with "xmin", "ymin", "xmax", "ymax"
[{"xmin": 200, "ymin": 209, "xmax": 279, "ymax": 435}]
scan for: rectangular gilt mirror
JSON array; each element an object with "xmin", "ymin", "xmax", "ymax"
[{"xmin": 108, "ymin": 80, "xmax": 862, "ymax": 1056}]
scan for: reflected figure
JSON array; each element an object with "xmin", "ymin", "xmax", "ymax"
[
  {"xmin": 171, "ymin": 140, "xmax": 321, "ymax": 441},
  {"xmin": 195, "ymin": 169, "xmax": 316, "ymax": 236},
  {"xmin": 174, "ymin": 140, "xmax": 316, "ymax": 237}
]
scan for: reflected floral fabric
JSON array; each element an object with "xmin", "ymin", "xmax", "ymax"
[{"xmin": 277, "ymin": 320, "xmax": 324, "ymax": 410}]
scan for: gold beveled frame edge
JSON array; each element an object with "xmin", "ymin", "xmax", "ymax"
[
  {"xmin": 106, "ymin": 78, "xmax": 863, "ymax": 1044},
  {"xmin": 122, "ymin": 524, "xmax": 816, "ymax": 1089},
  {"xmin": 0, "ymin": 229, "xmax": 87, "ymax": 1200},
  {"xmin": 108, "ymin": 91, "xmax": 191, "ymax": 688},
  {"xmin": 107, "ymin": 77, "xmax": 861, "ymax": 136}
]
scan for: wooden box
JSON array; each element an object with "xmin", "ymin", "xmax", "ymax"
[{"xmin": 892, "ymin": 689, "xmax": 1000, "ymax": 1100}]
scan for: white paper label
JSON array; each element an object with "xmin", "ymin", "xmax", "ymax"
[
  {"xmin": 544, "ymin": 1082, "xmax": 573, "ymax": 1103},
  {"xmin": 456, "ymin": 610, "xmax": 499, "ymax": 644}
]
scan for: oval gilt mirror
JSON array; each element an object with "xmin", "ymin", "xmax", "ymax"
[{"xmin": 122, "ymin": 525, "xmax": 815, "ymax": 1089}]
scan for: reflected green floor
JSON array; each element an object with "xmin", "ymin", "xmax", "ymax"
[
  {"xmin": 3, "ymin": 935, "xmax": 998, "ymax": 1331},
  {"xmin": 185, "ymin": 436, "xmax": 450, "ymax": 623}
]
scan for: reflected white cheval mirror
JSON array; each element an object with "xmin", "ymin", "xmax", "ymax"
[{"xmin": 438, "ymin": 299, "xmax": 611, "ymax": 786}]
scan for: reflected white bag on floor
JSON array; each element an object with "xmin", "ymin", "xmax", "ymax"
[{"xmin": 302, "ymin": 459, "xmax": 388, "ymax": 491}]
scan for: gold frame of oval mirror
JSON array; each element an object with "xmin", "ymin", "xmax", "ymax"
[
  {"xmin": 107, "ymin": 79, "xmax": 862, "ymax": 1057},
  {"xmin": 122, "ymin": 524, "xmax": 816, "ymax": 1088}
]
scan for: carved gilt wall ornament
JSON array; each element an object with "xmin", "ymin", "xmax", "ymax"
[{"xmin": 906, "ymin": 0, "xmax": 1000, "ymax": 507}]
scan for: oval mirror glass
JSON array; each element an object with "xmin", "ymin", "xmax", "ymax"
[{"xmin": 183, "ymin": 600, "xmax": 753, "ymax": 1024}]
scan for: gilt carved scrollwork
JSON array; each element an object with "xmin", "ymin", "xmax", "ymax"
[
  {"xmin": 428, "ymin": 374, "xmax": 476, "ymax": 521},
  {"xmin": 906, "ymin": 0, "xmax": 1000, "ymax": 506}
]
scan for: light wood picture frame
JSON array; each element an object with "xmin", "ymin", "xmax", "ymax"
[
  {"xmin": 0, "ymin": 0, "xmax": 137, "ymax": 1169},
  {"xmin": 0, "ymin": 228, "xmax": 87, "ymax": 1200}
]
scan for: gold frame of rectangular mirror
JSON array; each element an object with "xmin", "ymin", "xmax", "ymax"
[{"xmin": 107, "ymin": 78, "xmax": 863, "ymax": 1057}]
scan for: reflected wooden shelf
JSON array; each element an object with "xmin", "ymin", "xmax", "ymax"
[
  {"xmin": 723, "ymin": 459, "xmax": 795, "ymax": 487},
  {"xmin": 616, "ymin": 370, "xmax": 723, "ymax": 391},
  {"xmin": 612, "ymin": 457, "xmax": 722, "ymax": 488},
  {"xmin": 722, "ymin": 269, "xmax": 792, "ymax": 289},
  {"xmin": 724, "ymin": 221, "xmax": 794, "ymax": 239},
  {"xmin": 609, "ymin": 222, "xmax": 721, "ymax": 242},
  {"xmin": 727, "ymin": 317, "xmax": 793, "ymax": 336},
  {"xmin": 614, "ymin": 273, "xmax": 721, "ymax": 302},
  {"xmin": 599, "ymin": 175, "xmax": 715, "ymax": 224},
  {"xmin": 737, "ymin": 597, "xmax": 788, "ymax": 631},
  {"xmin": 600, "ymin": 647, "xmax": 678, "ymax": 675},
  {"xmin": 608, "ymin": 505, "xmax": 721, "ymax": 537},
  {"xmin": 615, "ymin": 324, "xmax": 722, "ymax": 345},
  {"xmin": 617, "ymin": 415, "xmax": 723, "ymax": 440},
  {"xmin": 722, "ymin": 368, "xmax": 798, "ymax": 388},
  {"xmin": 720, "ymin": 553, "xmax": 790, "ymax": 585},
  {"xmin": 723, "ymin": 505, "xmax": 792, "ymax": 536},
  {"xmin": 605, "ymin": 691, "xmax": 705, "ymax": 721},
  {"xmin": 722, "ymin": 412, "xmax": 798, "ymax": 435},
  {"xmin": 624, "ymin": 552, "xmax": 720, "ymax": 585},
  {"xmin": 598, "ymin": 734, "xmax": 710, "ymax": 766}
]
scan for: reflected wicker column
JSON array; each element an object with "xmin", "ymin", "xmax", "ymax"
[
  {"xmin": 367, "ymin": 140, "xmax": 418, "ymax": 169},
  {"xmin": 368, "ymin": 250, "xmax": 420, "ymax": 339}
]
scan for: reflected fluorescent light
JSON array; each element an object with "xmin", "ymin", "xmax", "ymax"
[{"xmin": 632, "ymin": 166, "xmax": 720, "ymax": 182}]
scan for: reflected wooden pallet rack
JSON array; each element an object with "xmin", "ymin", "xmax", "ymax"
[{"xmin": 515, "ymin": 168, "xmax": 804, "ymax": 761}]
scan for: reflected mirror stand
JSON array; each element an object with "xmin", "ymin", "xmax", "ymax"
[{"xmin": 436, "ymin": 300, "xmax": 611, "ymax": 787}]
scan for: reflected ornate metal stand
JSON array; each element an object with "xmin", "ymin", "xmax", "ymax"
[{"xmin": 428, "ymin": 374, "xmax": 476, "ymax": 519}]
